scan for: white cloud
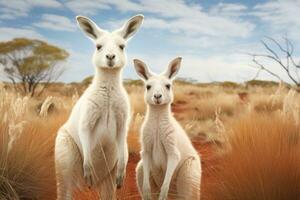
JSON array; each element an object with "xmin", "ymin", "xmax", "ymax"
[
  {"xmin": 0, "ymin": 0, "xmax": 62, "ymax": 19},
  {"xmin": 253, "ymin": 0, "xmax": 300, "ymax": 41},
  {"xmin": 139, "ymin": 0, "xmax": 202, "ymax": 18},
  {"xmin": 59, "ymin": 49, "xmax": 94, "ymax": 82},
  {"xmin": 29, "ymin": 0, "xmax": 62, "ymax": 8},
  {"xmin": 167, "ymin": 35, "xmax": 231, "ymax": 49},
  {"xmin": 64, "ymin": 0, "xmax": 111, "ymax": 15},
  {"xmin": 0, "ymin": 27, "xmax": 45, "ymax": 41},
  {"xmin": 101, "ymin": 0, "xmax": 255, "ymax": 54},
  {"xmin": 127, "ymin": 51, "xmax": 298, "ymax": 83},
  {"xmin": 209, "ymin": 3, "xmax": 248, "ymax": 18},
  {"xmin": 181, "ymin": 54, "xmax": 253, "ymax": 82},
  {"xmin": 34, "ymin": 14, "xmax": 76, "ymax": 32},
  {"xmin": 64, "ymin": 0, "xmax": 142, "ymax": 15},
  {"xmin": 125, "ymin": 52, "xmax": 255, "ymax": 83},
  {"xmin": 140, "ymin": 0, "xmax": 254, "ymax": 38},
  {"xmin": 143, "ymin": 16, "xmax": 254, "ymax": 38},
  {"xmin": 65, "ymin": 0, "xmax": 254, "ymax": 39}
]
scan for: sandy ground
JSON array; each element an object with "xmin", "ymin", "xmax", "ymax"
[{"xmin": 74, "ymin": 137, "xmax": 218, "ymax": 200}]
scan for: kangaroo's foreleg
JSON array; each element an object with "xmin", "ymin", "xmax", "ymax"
[
  {"xmin": 158, "ymin": 142, "xmax": 180, "ymax": 200},
  {"xmin": 78, "ymin": 101, "xmax": 101, "ymax": 187},
  {"xmin": 116, "ymin": 113, "xmax": 129, "ymax": 188},
  {"xmin": 141, "ymin": 150, "xmax": 152, "ymax": 200}
]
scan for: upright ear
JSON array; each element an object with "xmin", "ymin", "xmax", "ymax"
[
  {"xmin": 164, "ymin": 57, "xmax": 182, "ymax": 80},
  {"xmin": 76, "ymin": 16, "xmax": 103, "ymax": 40},
  {"xmin": 118, "ymin": 14, "xmax": 144, "ymax": 40},
  {"xmin": 133, "ymin": 59, "xmax": 152, "ymax": 81}
]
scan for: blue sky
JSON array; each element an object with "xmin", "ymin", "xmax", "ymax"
[{"xmin": 0, "ymin": 0, "xmax": 299, "ymax": 83}]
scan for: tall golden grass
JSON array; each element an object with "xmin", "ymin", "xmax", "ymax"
[
  {"xmin": 0, "ymin": 89, "xmax": 69, "ymax": 200},
  {"xmin": 204, "ymin": 102, "xmax": 300, "ymax": 199},
  {"xmin": 0, "ymin": 117, "xmax": 63, "ymax": 200}
]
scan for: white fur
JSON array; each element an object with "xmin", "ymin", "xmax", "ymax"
[
  {"xmin": 134, "ymin": 58, "xmax": 201, "ymax": 200},
  {"xmin": 55, "ymin": 14, "xmax": 143, "ymax": 200}
]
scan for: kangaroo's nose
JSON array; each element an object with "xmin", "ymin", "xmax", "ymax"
[
  {"xmin": 106, "ymin": 54, "xmax": 115, "ymax": 60},
  {"xmin": 154, "ymin": 94, "xmax": 162, "ymax": 99}
]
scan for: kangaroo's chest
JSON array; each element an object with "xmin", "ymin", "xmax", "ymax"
[
  {"xmin": 144, "ymin": 126, "xmax": 168, "ymax": 171},
  {"xmin": 152, "ymin": 138, "xmax": 167, "ymax": 171},
  {"xmin": 91, "ymin": 89, "xmax": 128, "ymax": 142}
]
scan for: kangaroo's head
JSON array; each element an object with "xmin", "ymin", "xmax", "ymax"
[
  {"xmin": 76, "ymin": 15, "xmax": 144, "ymax": 69},
  {"xmin": 133, "ymin": 57, "xmax": 182, "ymax": 105}
]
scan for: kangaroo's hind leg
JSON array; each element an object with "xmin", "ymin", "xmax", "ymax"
[
  {"xmin": 55, "ymin": 129, "xmax": 83, "ymax": 200},
  {"xmin": 175, "ymin": 157, "xmax": 201, "ymax": 200},
  {"xmin": 136, "ymin": 161, "xmax": 160, "ymax": 199}
]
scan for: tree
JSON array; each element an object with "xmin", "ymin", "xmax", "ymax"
[
  {"xmin": 0, "ymin": 38, "xmax": 69, "ymax": 96},
  {"xmin": 249, "ymin": 36, "xmax": 300, "ymax": 86}
]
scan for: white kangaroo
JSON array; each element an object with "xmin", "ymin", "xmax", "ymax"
[
  {"xmin": 55, "ymin": 15, "xmax": 144, "ymax": 200},
  {"xmin": 134, "ymin": 58, "xmax": 201, "ymax": 200}
]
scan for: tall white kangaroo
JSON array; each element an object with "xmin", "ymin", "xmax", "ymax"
[
  {"xmin": 55, "ymin": 15, "xmax": 144, "ymax": 200},
  {"xmin": 134, "ymin": 58, "xmax": 201, "ymax": 200}
]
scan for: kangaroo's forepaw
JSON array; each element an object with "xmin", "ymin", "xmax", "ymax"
[
  {"xmin": 158, "ymin": 186, "xmax": 168, "ymax": 200},
  {"xmin": 142, "ymin": 192, "xmax": 152, "ymax": 200},
  {"xmin": 142, "ymin": 185, "xmax": 151, "ymax": 200},
  {"xmin": 116, "ymin": 174, "xmax": 124, "ymax": 189},
  {"xmin": 83, "ymin": 164, "xmax": 95, "ymax": 188}
]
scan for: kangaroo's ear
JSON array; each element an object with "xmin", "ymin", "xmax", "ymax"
[
  {"xmin": 76, "ymin": 16, "xmax": 104, "ymax": 40},
  {"xmin": 117, "ymin": 14, "xmax": 144, "ymax": 40},
  {"xmin": 133, "ymin": 59, "xmax": 152, "ymax": 81},
  {"xmin": 164, "ymin": 57, "xmax": 182, "ymax": 80}
]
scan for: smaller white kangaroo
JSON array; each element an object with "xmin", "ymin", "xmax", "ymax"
[
  {"xmin": 134, "ymin": 58, "xmax": 201, "ymax": 200},
  {"xmin": 55, "ymin": 15, "xmax": 143, "ymax": 200}
]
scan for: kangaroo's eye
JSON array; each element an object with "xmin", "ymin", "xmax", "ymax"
[
  {"xmin": 119, "ymin": 44, "xmax": 125, "ymax": 50},
  {"xmin": 96, "ymin": 45, "xmax": 102, "ymax": 50},
  {"xmin": 146, "ymin": 85, "xmax": 151, "ymax": 90},
  {"xmin": 166, "ymin": 84, "xmax": 171, "ymax": 90}
]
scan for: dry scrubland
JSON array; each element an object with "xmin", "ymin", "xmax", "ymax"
[{"xmin": 0, "ymin": 79, "xmax": 299, "ymax": 200}]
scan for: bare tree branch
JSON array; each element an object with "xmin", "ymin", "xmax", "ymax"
[
  {"xmin": 251, "ymin": 55, "xmax": 283, "ymax": 81},
  {"xmin": 249, "ymin": 36, "xmax": 300, "ymax": 86}
]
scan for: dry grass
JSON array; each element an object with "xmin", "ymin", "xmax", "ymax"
[
  {"xmin": 0, "ymin": 88, "xmax": 70, "ymax": 200},
  {"xmin": 204, "ymin": 112, "xmax": 300, "ymax": 200},
  {"xmin": 0, "ymin": 80, "xmax": 299, "ymax": 199},
  {"xmin": 0, "ymin": 117, "xmax": 65, "ymax": 199},
  {"xmin": 127, "ymin": 113, "xmax": 144, "ymax": 154}
]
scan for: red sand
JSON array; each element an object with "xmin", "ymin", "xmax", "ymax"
[{"xmin": 75, "ymin": 137, "xmax": 219, "ymax": 200}]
